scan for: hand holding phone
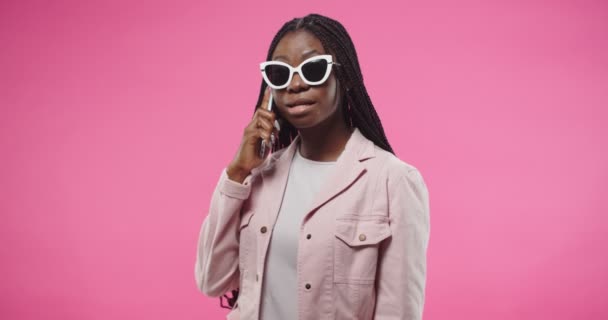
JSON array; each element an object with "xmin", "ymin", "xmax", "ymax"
[{"xmin": 226, "ymin": 87, "xmax": 279, "ymax": 183}]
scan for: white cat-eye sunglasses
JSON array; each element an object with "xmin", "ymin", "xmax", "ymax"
[{"xmin": 260, "ymin": 54, "xmax": 339, "ymax": 90}]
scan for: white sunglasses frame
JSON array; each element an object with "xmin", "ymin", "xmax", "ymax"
[{"xmin": 260, "ymin": 54, "xmax": 337, "ymax": 90}]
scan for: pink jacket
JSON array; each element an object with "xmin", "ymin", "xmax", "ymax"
[{"xmin": 195, "ymin": 128, "xmax": 430, "ymax": 319}]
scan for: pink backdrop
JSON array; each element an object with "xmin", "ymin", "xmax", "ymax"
[{"xmin": 1, "ymin": 0, "xmax": 607, "ymax": 319}]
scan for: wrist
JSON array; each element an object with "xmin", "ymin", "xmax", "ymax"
[{"xmin": 226, "ymin": 163, "xmax": 250, "ymax": 184}]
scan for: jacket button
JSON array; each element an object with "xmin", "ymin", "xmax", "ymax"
[
  {"xmin": 306, "ymin": 234, "xmax": 311, "ymax": 239},
  {"xmin": 359, "ymin": 234, "xmax": 366, "ymax": 241},
  {"xmin": 305, "ymin": 283, "xmax": 311, "ymax": 290},
  {"xmin": 260, "ymin": 226, "xmax": 267, "ymax": 233},
  {"xmin": 256, "ymin": 274, "xmax": 259, "ymax": 282}
]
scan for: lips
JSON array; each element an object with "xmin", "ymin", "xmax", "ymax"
[{"xmin": 286, "ymin": 98, "xmax": 315, "ymax": 108}]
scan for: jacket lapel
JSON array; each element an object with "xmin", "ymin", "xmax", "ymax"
[
  {"xmin": 257, "ymin": 127, "xmax": 376, "ymax": 228},
  {"xmin": 305, "ymin": 128, "xmax": 375, "ymax": 218},
  {"xmin": 258, "ymin": 136, "xmax": 299, "ymax": 230}
]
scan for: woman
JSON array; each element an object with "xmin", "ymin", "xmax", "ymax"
[{"xmin": 195, "ymin": 13, "xmax": 430, "ymax": 320}]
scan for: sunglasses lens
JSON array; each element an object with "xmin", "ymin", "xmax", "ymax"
[
  {"xmin": 265, "ymin": 65, "xmax": 290, "ymax": 87},
  {"xmin": 302, "ymin": 59, "xmax": 328, "ymax": 83}
]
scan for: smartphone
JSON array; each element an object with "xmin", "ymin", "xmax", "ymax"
[{"xmin": 258, "ymin": 93, "xmax": 273, "ymax": 158}]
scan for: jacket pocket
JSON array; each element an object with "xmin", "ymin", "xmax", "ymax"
[{"xmin": 333, "ymin": 215, "xmax": 392, "ymax": 284}]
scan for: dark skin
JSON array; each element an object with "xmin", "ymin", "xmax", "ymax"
[{"xmin": 227, "ymin": 30, "xmax": 353, "ymax": 183}]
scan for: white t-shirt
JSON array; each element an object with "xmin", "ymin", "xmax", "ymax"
[{"xmin": 259, "ymin": 142, "xmax": 337, "ymax": 320}]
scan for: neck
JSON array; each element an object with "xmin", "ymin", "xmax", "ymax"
[{"xmin": 297, "ymin": 117, "xmax": 353, "ymax": 162}]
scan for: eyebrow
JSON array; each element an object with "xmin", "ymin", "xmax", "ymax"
[{"xmin": 272, "ymin": 49, "xmax": 320, "ymax": 61}]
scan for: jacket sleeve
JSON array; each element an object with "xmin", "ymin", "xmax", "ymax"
[
  {"xmin": 194, "ymin": 168, "xmax": 253, "ymax": 297},
  {"xmin": 373, "ymin": 169, "xmax": 431, "ymax": 319}
]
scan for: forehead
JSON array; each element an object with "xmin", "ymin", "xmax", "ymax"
[{"xmin": 272, "ymin": 30, "xmax": 327, "ymax": 63}]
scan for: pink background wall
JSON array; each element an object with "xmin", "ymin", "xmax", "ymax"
[{"xmin": 1, "ymin": 0, "xmax": 607, "ymax": 319}]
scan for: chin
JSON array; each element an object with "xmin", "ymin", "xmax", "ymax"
[
  {"xmin": 293, "ymin": 116, "xmax": 336, "ymax": 131},
  {"xmin": 280, "ymin": 109, "xmax": 334, "ymax": 130},
  {"xmin": 289, "ymin": 119, "xmax": 318, "ymax": 130}
]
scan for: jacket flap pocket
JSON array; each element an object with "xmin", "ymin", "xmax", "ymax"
[
  {"xmin": 239, "ymin": 210, "xmax": 254, "ymax": 230},
  {"xmin": 335, "ymin": 216, "xmax": 391, "ymax": 246}
]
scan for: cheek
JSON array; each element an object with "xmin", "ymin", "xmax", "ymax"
[{"xmin": 322, "ymin": 77, "xmax": 339, "ymax": 112}]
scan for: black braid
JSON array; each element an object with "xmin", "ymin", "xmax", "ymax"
[{"xmin": 253, "ymin": 13, "xmax": 394, "ymax": 154}]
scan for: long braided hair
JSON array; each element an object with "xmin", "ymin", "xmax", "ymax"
[{"xmin": 255, "ymin": 13, "xmax": 394, "ymax": 154}]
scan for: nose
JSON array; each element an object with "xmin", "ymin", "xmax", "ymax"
[{"xmin": 287, "ymin": 71, "xmax": 309, "ymax": 93}]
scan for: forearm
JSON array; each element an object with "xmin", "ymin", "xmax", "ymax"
[{"xmin": 195, "ymin": 168, "xmax": 252, "ymax": 296}]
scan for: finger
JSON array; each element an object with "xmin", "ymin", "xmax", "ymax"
[
  {"xmin": 258, "ymin": 86, "xmax": 271, "ymax": 111},
  {"xmin": 256, "ymin": 117, "xmax": 273, "ymax": 131},
  {"xmin": 257, "ymin": 127, "xmax": 271, "ymax": 146},
  {"xmin": 256, "ymin": 107, "xmax": 276, "ymax": 123},
  {"xmin": 246, "ymin": 109, "xmax": 272, "ymax": 132},
  {"xmin": 253, "ymin": 115, "xmax": 276, "ymax": 136}
]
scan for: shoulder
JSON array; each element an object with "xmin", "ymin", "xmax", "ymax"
[
  {"xmin": 249, "ymin": 145, "xmax": 291, "ymax": 178},
  {"xmin": 372, "ymin": 145, "xmax": 423, "ymax": 177},
  {"xmin": 369, "ymin": 145, "xmax": 428, "ymax": 202},
  {"xmin": 369, "ymin": 147, "xmax": 430, "ymax": 221}
]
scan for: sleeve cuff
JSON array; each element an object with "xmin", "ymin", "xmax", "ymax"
[{"xmin": 218, "ymin": 168, "xmax": 252, "ymax": 200}]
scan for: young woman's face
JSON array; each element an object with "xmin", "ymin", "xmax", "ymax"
[{"xmin": 270, "ymin": 30, "xmax": 343, "ymax": 130}]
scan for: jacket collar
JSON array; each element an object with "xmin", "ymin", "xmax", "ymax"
[
  {"xmin": 257, "ymin": 127, "xmax": 376, "ymax": 225},
  {"xmin": 261, "ymin": 126, "xmax": 375, "ymax": 170}
]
